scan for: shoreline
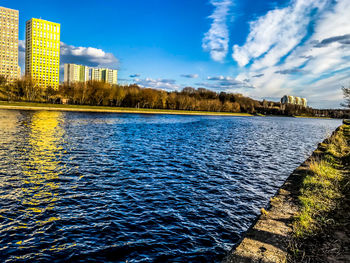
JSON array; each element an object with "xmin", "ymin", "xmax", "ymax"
[
  {"xmin": 0, "ymin": 102, "xmax": 339, "ymax": 119},
  {"xmin": 0, "ymin": 102, "xmax": 252, "ymax": 117},
  {"xmin": 294, "ymin": 115, "xmax": 333, "ymax": 119},
  {"xmin": 223, "ymin": 122, "xmax": 350, "ymax": 262}
]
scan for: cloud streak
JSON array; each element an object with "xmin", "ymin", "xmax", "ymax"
[
  {"xmin": 180, "ymin": 74, "xmax": 199, "ymax": 79},
  {"xmin": 196, "ymin": 75, "xmax": 254, "ymax": 91},
  {"xmin": 130, "ymin": 74, "xmax": 141, "ymax": 78},
  {"xmin": 202, "ymin": 0, "xmax": 233, "ymax": 62},
  {"xmin": 134, "ymin": 78, "xmax": 181, "ymax": 91},
  {"xmin": 275, "ymin": 68, "xmax": 305, "ymax": 75},
  {"xmin": 314, "ymin": 34, "xmax": 350, "ymax": 48}
]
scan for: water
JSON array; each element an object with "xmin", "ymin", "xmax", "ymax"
[{"xmin": 0, "ymin": 110, "xmax": 341, "ymax": 262}]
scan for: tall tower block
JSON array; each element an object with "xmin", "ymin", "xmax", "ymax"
[
  {"xmin": 0, "ymin": 6, "xmax": 19, "ymax": 82},
  {"xmin": 25, "ymin": 18, "xmax": 60, "ymax": 89}
]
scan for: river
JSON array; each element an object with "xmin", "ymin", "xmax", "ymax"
[{"xmin": 0, "ymin": 110, "xmax": 341, "ymax": 262}]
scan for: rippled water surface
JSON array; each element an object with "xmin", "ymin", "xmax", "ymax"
[{"xmin": 0, "ymin": 110, "xmax": 341, "ymax": 262}]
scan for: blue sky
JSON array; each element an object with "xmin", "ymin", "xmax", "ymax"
[{"xmin": 3, "ymin": 0, "xmax": 350, "ymax": 108}]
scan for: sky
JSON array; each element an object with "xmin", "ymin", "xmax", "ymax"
[{"xmin": 2, "ymin": 0, "xmax": 350, "ymax": 108}]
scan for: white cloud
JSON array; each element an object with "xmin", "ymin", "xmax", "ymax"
[
  {"xmin": 233, "ymin": 0, "xmax": 328, "ymax": 68},
  {"xmin": 202, "ymin": 0, "xmax": 233, "ymax": 62},
  {"xmin": 312, "ymin": 0, "xmax": 350, "ymax": 41},
  {"xmin": 230, "ymin": 0, "xmax": 350, "ymax": 108},
  {"xmin": 18, "ymin": 41, "xmax": 119, "ymax": 80},
  {"xmin": 18, "ymin": 40, "xmax": 25, "ymax": 75},
  {"xmin": 60, "ymin": 42, "xmax": 119, "ymax": 68},
  {"xmin": 18, "ymin": 41, "xmax": 119, "ymax": 76}
]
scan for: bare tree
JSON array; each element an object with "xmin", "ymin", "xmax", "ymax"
[
  {"xmin": 341, "ymin": 85, "xmax": 350, "ymax": 108},
  {"xmin": 0, "ymin": 75, "xmax": 7, "ymax": 86}
]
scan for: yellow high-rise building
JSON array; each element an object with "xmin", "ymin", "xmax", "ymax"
[
  {"xmin": 0, "ymin": 6, "xmax": 20, "ymax": 82},
  {"xmin": 25, "ymin": 18, "xmax": 60, "ymax": 89}
]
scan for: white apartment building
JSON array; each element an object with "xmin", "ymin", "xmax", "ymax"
[
  {"xmin": 105, "ymin": 68, "xmax": 118, "ymax": 85},
  {"xmin": 64, "ymin": 64, "xmax": 118, "ymax": 85},
  {"xmin": 64, "ymin": 63, "xmax": 90, "ymax": 84},
  {"xmin": 91, "ymin": 67, "xmax": 118, "ymax": 85}
]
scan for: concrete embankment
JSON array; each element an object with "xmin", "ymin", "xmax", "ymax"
[
  {"xmin": 223, "ymin": 164, "xmax": 303, "ymax": 262},
  {"xmin": 223, "ymin": 121, "xmax": 350, "ymax": 263}
]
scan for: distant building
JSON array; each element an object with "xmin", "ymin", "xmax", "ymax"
[
  {"xmin": 281, "ymin": 95, "xmax": 307, "ymax": 107},
  {"xmin": 64, "ymin": 65, "xmax": 118, "ymax": 85},
  {"xmin": 91, "ymin": 68, "xmax": 103, "ymax": 82},
  {"xmin": 25, "ymin": 18, "xmax": 60, "ymax": 89},
  {"xmin": 90, "ymin": 67, "xmax": 118, "ymax": 85},
  {"xmin": 0, "ymin": 6, "xmax": 20, "ymax": 82},
  {"xmin": 104, "ymin": 68, "xmax": 118, "ymax": 85},
  {"xmin": 64, "ymin": 63, "xmax": 89, "ymax": 84}
]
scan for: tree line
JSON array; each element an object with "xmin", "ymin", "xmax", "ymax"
[
  {"xmin": 0, "ymin": 77, "xmax": 258, "ymax": 113},
  {"xmin": 0, "ymin": 75, "xmax": 349, "ymax": 118}
]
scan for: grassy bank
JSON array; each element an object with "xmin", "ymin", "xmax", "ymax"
[
  {"xmin": 294, "ymin": 115, "xmax": 333, "ymax": 119},
  {"xmin": 289, "ymin": 121, "xmax": 350, "ymax": 262},
  {"xmin": 0, "ymin": 101, "xmax": 253, "ymax": 116}
]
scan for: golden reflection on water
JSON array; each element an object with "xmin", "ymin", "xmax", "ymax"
[{"xmin": 20, "ymin": 111, "xmax": 64, "ymax": 228}]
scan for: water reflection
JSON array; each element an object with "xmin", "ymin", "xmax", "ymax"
[
  {"xmin": 0, "ymin": 110, "xmax": 22, "ymax": 147},
  {"xmin": 19, "ymin": 111, "xmax": 64, "ymax": 228}
]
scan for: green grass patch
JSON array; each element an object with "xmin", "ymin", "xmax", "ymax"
[
  {"xmin": 255, "ymin": 113, "xmax": 266, "ymax": 117},
  {"xmin": 294, "ymin": 115, "xmax": 332, "ymax": 119}
]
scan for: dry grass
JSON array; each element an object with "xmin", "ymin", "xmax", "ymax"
[
  {"xmin": 293, "ymin": 160, "xmax": 343, "ymax": 237},
  {"xmin": 325, "ymin": 128, "xmax": 348, "ymax": 158},
  {"xmin": 0, "ymin": 101, "xmax": 253, "ymax": 116},
  {"xmin": 289, "ymin": 123, "xmax": 350, "ymax": 263},
  {"xmin": 293, "ymin": 126, "xmax": 348, "ymax": 238}
]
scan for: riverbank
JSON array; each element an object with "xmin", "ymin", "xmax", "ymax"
[
  {"xmin": 223, "ymin": 121, "xmax": 350, "ymax": 262},
  {"xmin": 294, "ymin": 115, "xmax": 333, "ymax": 119},
  {"xmin": 0, "ymin": 101, "xmax": 253, "ymax": 116}
]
